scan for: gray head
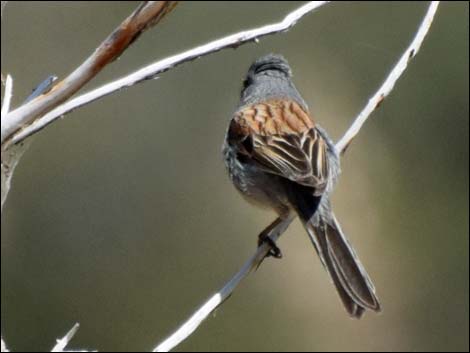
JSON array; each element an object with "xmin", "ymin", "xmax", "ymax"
[
  {"xmin": 239, "ymin": 54, "xmax": 307, "ymax": 109},
  {"xmin": 244, "ymin": 54, "xmax": 292, "ymax": 82}
]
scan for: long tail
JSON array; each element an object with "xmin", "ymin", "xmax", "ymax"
[
  {"xmin": 288, "ymin": 185, "xmax": 381, "ymax": 318},
  {"xmin": 305, "ymin": 213, "xmax": 381, "ymax": 318}
]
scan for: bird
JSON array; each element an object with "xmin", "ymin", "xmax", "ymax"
[{"xmin": 222, "ymin": 54, "xmax": 381, "ymax": 318}]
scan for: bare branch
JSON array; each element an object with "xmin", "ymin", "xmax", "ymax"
[
  {"xmin": 1, "ymin": 75, "xmax": 12, "ymax": 118},
  {"xmin": 153, "ymin": 2, "xmax": 440, "ymax": 352},
  {"xmin": 1, "ymin": 76, "xmax": 60, "ymax": 215},
  {"xmin": 335, "ymin": 1, "xmax": 440, "ymax": 155},
  {"xmin": 1, "ymin": 1, "xmax": 177, "ymax": 145},
  {"xmin": 1, "ymin": 75, "xmax": 14, "ymax": 211},
  {"xmin": 1, "ymin": 3, "xmax": 176, "ymax": 351},
  {"xmin": 51, "ymin": 323, "xmax": 87, "ymax": 352},
  {"xmin": 154, "ymin": 241, "xmax": 275, "ymax": 352},
  {"xmin": 6, "ymin": 1, "xmax": 330, "ymax": 148},
  {"xmin": 1, "ymin": 323, "xmax": 87, "ymax": 353},
  {"xmin": 1, "ymin": 338, "xmax": 8, "ymax": 353}
]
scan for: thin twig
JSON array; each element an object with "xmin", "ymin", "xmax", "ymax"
[
  {"xmin": 1, "ymin": 1, "xmax": 177, "ymax": 145},
  {"xmin": 50, "ymin": 323, "xmax": 85, "ymax": 352},
  {"xmin": 1, "ymin": 75, "xmax": 13, "ymax": 118},
  {"xmin": 1, "ymin": 75, "xmax": 14, "ymax": 212},
  {"xmin": 1, "ymin": 338, "xmax": 8, "ymax": 353},
  {"xmin": 153, "ymin": 2, "xmax": 440, "ymax": 352},
  {"xmin": 335, "ymin": 1, "xmax": 440, "ymax": 155},
  {"xmin": 6, "ymin": 1, "xmax": 330, "ymax": 148},
  {"xmin": 0, "ymin": 74, "xmax": 13, "ymax": 210},
  {"xmin": 154, "ymin": 242, "xmax": 274, "ymax": 352}
]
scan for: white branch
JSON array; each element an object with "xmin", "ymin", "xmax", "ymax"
[
  {"xmin": 1, "ymin": 323, "xmax": 87, "ymax": 353},
  {"xmin": 51, "ymin": 324, "xmax": 80, "ymax": 352},
  {"xmin": 1, "ymin": 75, "xmax": 12, "ymax": 119},
  {"xmin": 51, "ymin": 323, "xmax": 90, "ymax": 352},
  {"xmin": 154, "ymin": 241, "xmax": 275, "ymax": 352},
  {"xmin": 1, "ymin": 338, "xmax": 8, "ymax": 353},
  {"xmin": 1, "ymin": 75, "xmax": 14, "ymax": 212},
  {"xmin": 1, "ymin": 1, "xmax": 177, "ymax": 145},
  {"xmin": 153, "ymin": 2, "xmax": 440, "ymax": 352},
  {"xmin": 1, "ymin": 1, "xmax": 177, "ymax": 217},
  {"xmin": 335, "ymin": 1, "xmax": 440, "ymax": 155},
  {"xmin": 6, "ymin": 1, "xmax": 330, "ymax": 148},
  {"xmin": 1, "ymin": 3, "xmax": 176, "ymax": 352}
]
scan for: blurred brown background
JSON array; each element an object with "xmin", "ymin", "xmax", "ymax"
[{"xmin": 1, "ymin": 2, "xmax": 468, "ymax": 352}]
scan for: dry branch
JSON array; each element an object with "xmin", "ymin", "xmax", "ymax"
[
  {"xmin": 1, "ymin": 1, "xmax": 177, "ymax": 145},
  {"xmin": 6, "ymin": 1, "xmax": 330, "ymax": 147}
]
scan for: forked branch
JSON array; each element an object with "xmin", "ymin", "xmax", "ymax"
[
  {"xmin": 5, "ymin": 1, "xmax": 330, "ymax": 148},
  {"xmin": 1, "ymin": 1, "xmax": 177, "ymax": 145}
]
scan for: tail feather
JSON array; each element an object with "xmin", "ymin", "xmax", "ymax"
[
  {"xmin": 314, "ymin": 224, "xmax": 367, "ymax": 318},
  {"xmin": 286, "ymin": 183, "xmax": 380, "ymax": 317},
  {"xmin": 323, "ymin": 216, "xmax": 380, "ymax": 311},
  {"xmin": 305, "ymin": 219, "xmax": 381, "ymax": 315},
  {"xmin": 286, "ymin": 182, "xmax": 380, "ymax": 318}
]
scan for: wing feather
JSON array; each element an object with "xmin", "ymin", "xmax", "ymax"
[
  {"xmin": 230, "ymin": 99, "xmax": 329, "ymax": 193},
  {"xmin": 252, "ymin": 129, "xmax": 329, "ymax": 193}
]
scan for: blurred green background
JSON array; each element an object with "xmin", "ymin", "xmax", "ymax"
[{"xmin": 1, "ymin": 2, "xmax": 468, "ymax": 352}]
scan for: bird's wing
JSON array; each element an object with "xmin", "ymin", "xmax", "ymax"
[{"xmin": 230, "ymin": 99, "xmax": 329, "ymax": 194}]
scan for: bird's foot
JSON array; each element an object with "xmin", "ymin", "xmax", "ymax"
[{"xmin": 258, "ymin": 233, "xmax": 283, "ymax": 259}]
